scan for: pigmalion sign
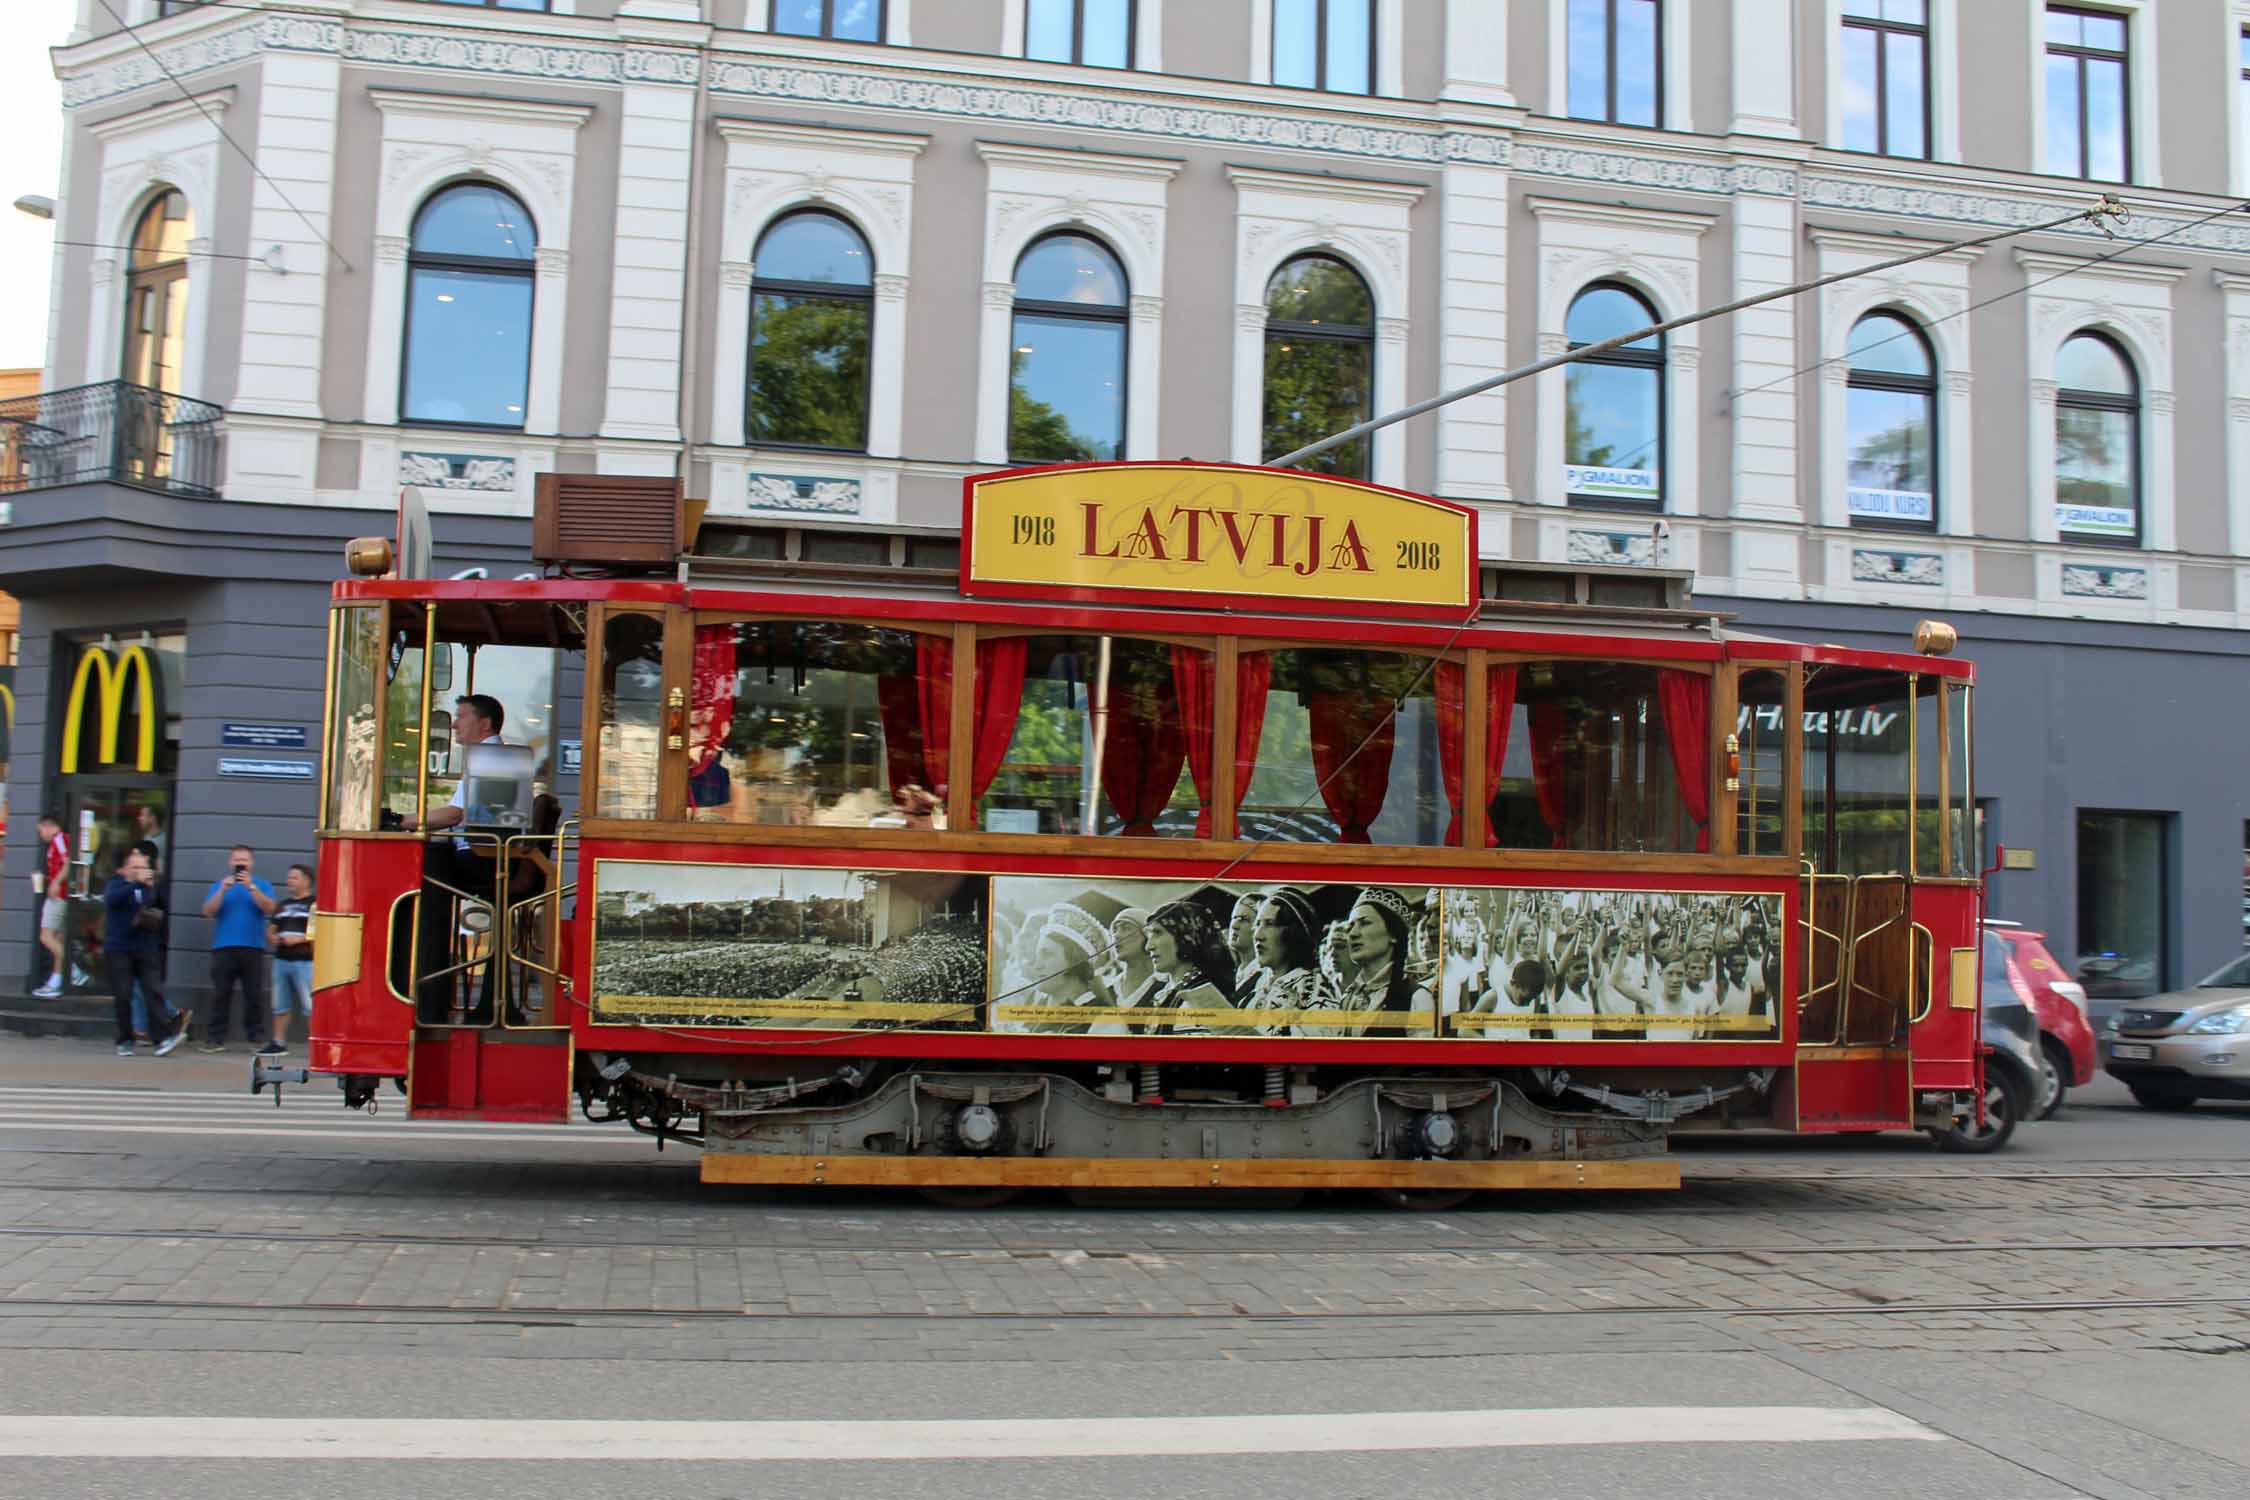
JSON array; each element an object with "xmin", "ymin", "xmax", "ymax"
[{"xmin": 962, "ymin": 462, "xmax": 1477, "ymax": 619}]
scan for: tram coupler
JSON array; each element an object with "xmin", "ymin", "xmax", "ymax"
[{"xmin": 249, "ymin": 1054, "xmax": 311, "ymax": 1107}]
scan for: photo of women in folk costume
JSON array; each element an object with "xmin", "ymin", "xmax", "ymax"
[
  {"xmin": 1238, "ymin": 888, "xmax": 1320, "ymax": 1035},
  {"xmin": 987, "ymin": 877, "xmax": 1438, "ymax": 1038}
]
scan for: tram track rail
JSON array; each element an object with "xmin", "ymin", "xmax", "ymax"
[
  {"xmin": 0, "ymin": 1290, "xmax": 2244, "ymax": 1327},
  {"xmin": 0, "ymin": 1221, "xmax": 2244, "ymax": 1260}
]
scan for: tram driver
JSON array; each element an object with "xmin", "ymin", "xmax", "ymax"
[{"xmin": 402, "ymin": 693, "xmax": 518, "ymax": 1020}]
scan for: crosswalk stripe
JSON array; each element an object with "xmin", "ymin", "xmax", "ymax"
[
  {"xmin": 0, "ymin": 1121, "xmax": 625, "ymax": 1145},
  {"xmin": 0, "ymin": 1407, "xmax": 1943, "ymax": 1460},
  {"xmin": 0, "ymin": 1103, "xmax": 592, "ymax": 1127}
]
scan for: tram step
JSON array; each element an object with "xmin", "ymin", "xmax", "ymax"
[
  {"xmin": 408, "ymin": 1028, "xmax": 571, "ymax": 1121},
  {"xmin": 699, "ymin": 1154, "xmax": 1681, "ymax": 1192}
]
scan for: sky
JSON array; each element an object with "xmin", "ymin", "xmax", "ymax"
[{"xmin": 0, "ymin": 1, "xmax": 80, "ymax": 374}]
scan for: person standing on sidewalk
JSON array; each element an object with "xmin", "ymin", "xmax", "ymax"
[
  {"xmin": 198, "ymin": 844, "xmax": 275, "ymax": 1052},
  {"xmin": 105, "ymin": 848, "xmax": 186, "ymax": 1056},
  {"xmin": 32, "ymin": 812, "xmax": 72, "ymax": 997},
  {"xmin": 262, "ymin": 864, "xmax": 316, "ymax": 1057}
]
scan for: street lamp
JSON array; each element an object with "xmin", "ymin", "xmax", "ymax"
[{"xmin": 12, "ymin": 196, "xmax": 54, "ymax": 221}]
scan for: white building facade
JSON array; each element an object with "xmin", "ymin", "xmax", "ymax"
[{"xmin": 10, "ymin": 0, "xmax": 2250, "ymax": 1003}]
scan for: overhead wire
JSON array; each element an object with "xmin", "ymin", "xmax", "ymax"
[
  {"xmin": 89, "ymin": 0, "xmax": 355, "ymax": 273},
  {"xmin": 1724, "ymin": 193, "xmax": 2250, "ymax": 409}
]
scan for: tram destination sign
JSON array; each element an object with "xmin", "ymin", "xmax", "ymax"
[{"xmin": 962, "ymin": 462, "xmax": 1477, "ymax": 620}]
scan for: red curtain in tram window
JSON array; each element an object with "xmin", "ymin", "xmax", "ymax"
[
  {"xmin": 1435, "ymin": 662, "xmax": 1468, "ymax": 846},
  {"xmin": 1170, "ymin": 646, "xmax": 1218, "ymax": 837},
  {"xmin": 1306, "ymin": 690, "xmax": 1398, "ymax": 844},
  {"xmin": 1232, "ymin": 651, "xmax": 1272, "ymax": 834},
  {"xmin": 1529, "ymin": 702, "xmax": 1568, "ymax": 849},
  {"xmin": 1657, "ymin": 668, "xmax": 1713, "ymax": 852},
  {"xmin": 969, "ymin": 636, "xmax": 1028, "ymax": 806},
  {"xmin": 874, "ymin": 671, "xmax": 926, "ymax": 798},
  {"xmin": 688, "ymin": 625, "xmax": 736, "ymax": 777},
  {"xmin": 1434, "ymin": 662, "xmax": 1524, "ymax": 847},
  {"xmin": 1484, "ymin": 666, "xmax": 1518, "ymax": 848},
  {"xmin": 1099, "ymin": 667, "xmax": 1187, "ymax": 837},
  {"xmin": 912, "ymin": 633, "xmax": 953, "ymax": 796}
]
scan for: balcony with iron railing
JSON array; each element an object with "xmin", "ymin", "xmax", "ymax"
[{"xmin": 0, "ymin": 381, "xmax": 222, "ymax": 498}]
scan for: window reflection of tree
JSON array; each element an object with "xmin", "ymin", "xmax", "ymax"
[
  {"xmin": 748, "ymin": 211, "xmax": 875, "ymax": 450},
  {"xmin": 1263, "ymin": 254, "xmax": 1375, "ymax": 478}
]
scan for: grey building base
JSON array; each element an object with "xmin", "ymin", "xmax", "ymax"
[{"xmin": 0, "ymin": 484, "xmax": 573, "ymax": 1006}]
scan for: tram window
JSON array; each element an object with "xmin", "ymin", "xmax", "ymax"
[
  {"xmin": 905, "ymin": 537, "xmax": 961, "ymax": 571},
  {"xmin": 801, "ymin": 532, "xmax": 889, "ymax": 567},
  {"xmin": 1912, "ymin": 677, "xmax": 1945, "ymax": 875},
  {"xmin": 325, "ymin": 606, "xmax": 382, "ymax": 832},
  {"xmin": 422, "ymin": 640, "xmax": 558, "ymax": 828},
  {"xmin": 598, "ymin": 612, "xmax": 664, "ymax": 819},
  {"xmin": 1804, "ymin": 667, "xmax": 1911, "ymax": 876},
  {"xmin": 977, "ymin": 635, "xmax": 1210, "ymax": 838},
  {"xmin": 689, "ymin": 619, "xmax": 949, "ymax": 828},
  {"xmin": 1239, "ymin": 649, "xmax": 1453, "ymax": 846},
  {"xmin": 1948, "ymin": 682, "xmax": 1973, "ymax": 875},
  {"xmin": 1735, "ymin": 667, "xmax": 1787, "ymax": 856},
  {"xmin": 382, "ymin": 619, "xmax": 426, "ymax": 823},
  {"xmin": 1488, "ymin": 661, "xmax": 1707, "ymax": 853}
]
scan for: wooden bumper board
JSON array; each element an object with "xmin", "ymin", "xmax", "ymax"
[{"xmin": 699, "ymin": 1155, "xmax": 1681, "ymax": 1191}]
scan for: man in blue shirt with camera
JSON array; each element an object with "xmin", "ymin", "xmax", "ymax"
[{"xmin": 198, "ymin": 844, "xmax": 276, "ymax": 1052}]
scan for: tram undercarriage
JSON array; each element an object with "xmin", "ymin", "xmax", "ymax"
[{"xmin": 559, "ymin": 1054, "xmax": 1810, "ymax": 1197}]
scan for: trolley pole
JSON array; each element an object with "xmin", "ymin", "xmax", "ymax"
[{"xmin": 1269, "ymin": 196, "xmax": 2125, "ymax": 471}]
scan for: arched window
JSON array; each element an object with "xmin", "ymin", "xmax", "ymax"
[
  {"xmin": 2054, "ymin": 331, "xmax": 2139, "ymax": 543},
  {"xmin": 402, "ymin": 182, "xmax": 537, "ymax": 429},
  {"xmin": 1009, "ymin": 232, "xmax": 1127, "ymax": 462},
  {"xmin": 748, "ymin": 211, "xmax": 874, "ymax": 451},
  {"xmin": 1564, "ymin": 282, "xmax": 1663, "ymax": 509},
  {"xmin": 1262, "ymin": 253, "xmax": 1375, "ymax": 478},
  {"xmin": 122, "ymin": 190, "xmax": 192, "ymax": 392},
  {"xmin": 1844, "ymin": 310, "xmax": 1937, "ymax": 528}
]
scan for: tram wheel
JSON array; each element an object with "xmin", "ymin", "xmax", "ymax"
[
  {"xmin": 1371, "ymin": 1187, "xmax": 1475, "ymax": 1212},
  {"xmin": 916, "ymin": 1186, "xmax": 1021, "ymax": 1209}
]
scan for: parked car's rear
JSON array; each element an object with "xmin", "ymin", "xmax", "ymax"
[{"xmin": 1988, "ymin": 924, "xmax": 2096, "ymax": 1117}]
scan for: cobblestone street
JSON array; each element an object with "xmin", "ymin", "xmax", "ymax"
[{"xmin": 0, "ymin": 1038, "xmax": 2243, "ymax": 1498}]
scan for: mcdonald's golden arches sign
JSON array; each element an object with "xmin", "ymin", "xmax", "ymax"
[{"xmin": 60, "ymin": 644, "xmax": 165, "ymax": 773}]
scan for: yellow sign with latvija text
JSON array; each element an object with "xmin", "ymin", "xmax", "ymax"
[{"xmin": 962, "ymin": 462, "xmax": 1477, "ymax": 619}]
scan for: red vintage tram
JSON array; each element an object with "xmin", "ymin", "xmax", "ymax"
[{"xmin": 285, "ymin": 462, "xmax": 1986, "ymax": 1202}]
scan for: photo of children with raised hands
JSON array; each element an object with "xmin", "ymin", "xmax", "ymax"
[{"xmin": 1440, "ymin": 888, "xmax": 1782, "ymax": 1041}]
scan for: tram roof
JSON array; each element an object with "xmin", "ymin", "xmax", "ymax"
[{"xmin": 329, "ymin": 568, "xmax": 1970, "ymax": 681}]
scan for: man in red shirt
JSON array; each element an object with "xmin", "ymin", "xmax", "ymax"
[{"xmin": 32, "ymin": 812, "xmax": 69, "ymax": 998}]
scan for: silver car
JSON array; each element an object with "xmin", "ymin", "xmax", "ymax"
[{"xmin": 2101, "ymin": 953, "xmax": 2250, "ymax": 1109}]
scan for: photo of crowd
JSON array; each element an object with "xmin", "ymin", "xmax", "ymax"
[
  {"xmin": 1438, "ymin": 888, "xmax": 1783, "ymax": 1041},
  {"xmin": 585, "ymin": 861, "xmax": 1783, "ymax": 1044},
  {"xmin": 989, "ymin": 876, "xmax": 1443, "ymax": 1038},
  {"xmin": 590, "ymin": 862, "xmax": 987, "ymax": 1030}
]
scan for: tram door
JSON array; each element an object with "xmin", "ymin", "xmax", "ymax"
[
  {"xmin": 1792, "ymin": 668, "xmax": 1919, "ymax": 1130},
  {"xmin": 397, "ymin": 609, "xmax": 578, "ymax": 1122}
]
